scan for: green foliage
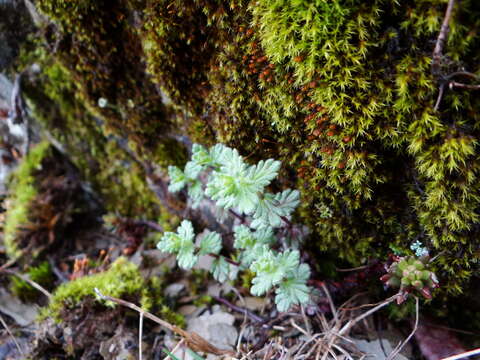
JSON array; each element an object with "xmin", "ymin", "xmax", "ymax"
[
  {"xmin": 158, "ymin": 144, "xmax": 310, "ymax": 312},
  {"xmin": 157, "ymin": 220, "xmax": 198, "ymax": 269},
  {"xmin": 3, "ymin": 142, "xmax": 50, "ymax": 259}
]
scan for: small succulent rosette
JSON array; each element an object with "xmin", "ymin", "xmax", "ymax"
[{"xmin": 380, "ymin": 256, "xmax": 439, "ymax": 304}]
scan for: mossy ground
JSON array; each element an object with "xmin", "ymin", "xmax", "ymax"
[{"xmin": 39, "ymin": 257, "xmax": 184, "ymax": 326}]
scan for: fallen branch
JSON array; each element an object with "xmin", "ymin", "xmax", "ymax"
[
  {"xmin": 432, "ymin": 0, "xmax": 455, "ymax": 74},
  {"xmin": 94, "ymin": 288, "xmax": 235, "ymax": 357}
]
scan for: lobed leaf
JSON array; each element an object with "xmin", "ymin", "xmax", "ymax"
[
  {"xmin": 191, "ymin": 144, "xmax": 213, "ymax": 166},
  {"xmin": 177, "ymin": 248, "xmax": 198, "ymax": 270},
  {"xmin": 275, "ymin": 263, "xmax": 311, "ymax": 312},
  {"xmin": 184, "ymin": 161, "xmax": 202, "ymax": 179},
  {"xmin": 211, "ymin": 256, "xmax": 230, "ymax": 282},
  {"xmin": 199, "ymin": 231, "xmax": 222, "ymax": 255},
  {"xmin": 251, "ymin": 189, "xmax": 300, "ymax": 228},
  {"xmin": 188, "ymin": 180, "xmax": 204, "ymax": 209},
  {"xmin": 246, "ymin": 159, "xmax": 281, "ymax": 188},
  {"xmin": 167, "ymin": 166, "xmax": 187, "ymax": 193}
]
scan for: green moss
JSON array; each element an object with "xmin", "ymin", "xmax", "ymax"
[
  {"xmin": 211, "ymin": 0, "xmax": 480, "ymax": 295},
  {"xmin": 40, "ymin": 257, "xmax": 185, "ymax": 327},
  {"xmin": 40, "ymin": 257, "xmax": 144, "ymax": 321},
  {"xmin": 4, "ymin": 142, "xmax": 50, "ymax": 259},
  {"xmin": 34, "ymin": 0, "xmax": 171, "ymax": 147},
  {"xmin": 30, "ymin": 0, "xmax": 480, "ymax": 296},
  {"xmin": 22, "ymin": 46, "xmax": 185, "ymax": 220},
  {"xmin": 11, "ymin": 261, "xmax": 55, "ymax": 302}
]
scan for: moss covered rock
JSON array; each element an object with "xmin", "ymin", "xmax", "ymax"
[
  {"xmin": 30, "ymin": 0, "xmax": 480, "ymax": 296},
  {"xmin": 4, "ymin": 141, "xmax": 50, "ymax": 259},
  {"xmin": 3, "ymin": 141, "xmax": 98, "ymax": 262},
  {"xmin": 34, "ymin": 257, "xmax": 183, "ymax": 358}
]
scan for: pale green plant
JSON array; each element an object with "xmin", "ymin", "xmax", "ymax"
[{"xmin": 157, "ymin": 143, "xmax": 310, "ymax": 311}]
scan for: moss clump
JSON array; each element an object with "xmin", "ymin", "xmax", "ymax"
[
  {"xmin": 141, "ymin": 0, "xmax": 229, "ymax": 112},
  {"xmin": 4, "ymin": 139, "xmax": 99, "ymax": 264},
  {"xmin": 11, "ymin": 261, "xmax": 55, "ymax": 302},
  {"xmin": 22, "ymin": 46, "xmax": 186, "ymax": 220},
  {"xmin": 245, "ymin": 0, "xmax": 480, "ymax": 295},
  {"xmin": 40, "ymin": 257, "xmax": 143, "ymax": 321},
  {"xmin": 4, "ymin": 141, "xmax": 50, "ymax": 259},
  {"xmin": 40, "ymin": 257, "xmax": 184, "ymax": 327}
]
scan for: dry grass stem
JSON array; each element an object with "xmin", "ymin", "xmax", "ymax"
[
  {"xmin": 0, "ymin": 268, "xmax": 52, "ymax": 299},
  {"xmin": 94, "ymin": 288, "xmax": 235, "ymax": 357},
  {"xmin": 139, "ymin": 311, "xmax": 144, "ymax": 360},
  {"xmin": 441, "ymin": 348, "xmax": 480, "ymax": 360},
  {"xmin": 163, "ymin": 339, "xmax": 185, "ymax": 360},
  {"xmin": 386, "ymin": 296, "xmax": 419, "ymax": 360},
  {"xmin": 0, "ymin": 313, "xmax": 24, "ymax": 357}
]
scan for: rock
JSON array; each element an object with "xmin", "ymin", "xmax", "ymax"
[
  {"xmin": 187, "ymin": 310, "xmax": 238, "ymax": 351},
  {"xmin": 235, "ymin": 297, "xmax": 266, "ymax": 311},
  {"xmin": 178, "ymin": 305, "xmax": 197, "ymax": 317},
  {"xmin": 164, "ymin": 283, "xmax": 185, "ymax": 298},
  {"xmin": 352, "ymin": 338, "xmax": 409, "ymax": 360},
  {"xmin": 98, "ymin": 325, "xmax": 139, "ymax": 360},
  {"xmin": 0, "ymin": 288, "xmax": 38, "ymax": 326}
]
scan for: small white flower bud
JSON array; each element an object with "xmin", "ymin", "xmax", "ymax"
[{"xmin": 98, "ymin": 97, "xmax": 108, "ymax": 108}]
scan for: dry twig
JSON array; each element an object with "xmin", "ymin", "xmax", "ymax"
[
  {"xmin": 94, "ymin": 288, "xmax": 235, "ymax": 357},
  {"xmin": 338, "ymin": 294, "xmax": 400, "ymax": 337},
  {"xmin": 432, "ymin": 0, "xmax": 480, "ymax": 109},
  {"xmin": 386, "ymin": 296, "xmax": 419, "ymax": 360},
  {"xmin": 0, "ymin": 268, "xmax": 52, "ymax": 299},
  {"xmin": 441, "ymin": 348, "xmax": 480, "ymax": 360},
  {"xmin": 0, "ymin": 313, "xmax": 24, "ymax": 357},
  {"xmin": 432, "ymin": 0, "xmax": 455, "ymax": 74}
]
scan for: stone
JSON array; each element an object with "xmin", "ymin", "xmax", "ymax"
[{"xmin": 187, "ymin": 310, "xmax": 238, "ymax": 351}]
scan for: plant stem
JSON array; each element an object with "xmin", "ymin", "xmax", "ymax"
[
  {"xmin": 208, "ymin": 253, "xmax": 240, "ymax": 266},
  {"xmin": 94, "ymin": 288, "xmax": 235, "ymax": 356},
  {"xmin": 213, "ymin": 296, "xmax": 267, "ymax": 324}
]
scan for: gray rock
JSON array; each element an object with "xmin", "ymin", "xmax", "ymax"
[
  {"xmin": 187, "ymin": 311, "xmax": 238, "ymax": 351},
  {"xmin": 353, "ymin": 338, "xmax": 409, "ymax": 360},
  {"xmin": 0, "ymin": 288, "xmax": 38, "ymax": 326}
]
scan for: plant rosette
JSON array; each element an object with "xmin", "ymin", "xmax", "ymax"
[{"xmin": 381, "ymin": 255, "xmax": 439, "ymax": 304}]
